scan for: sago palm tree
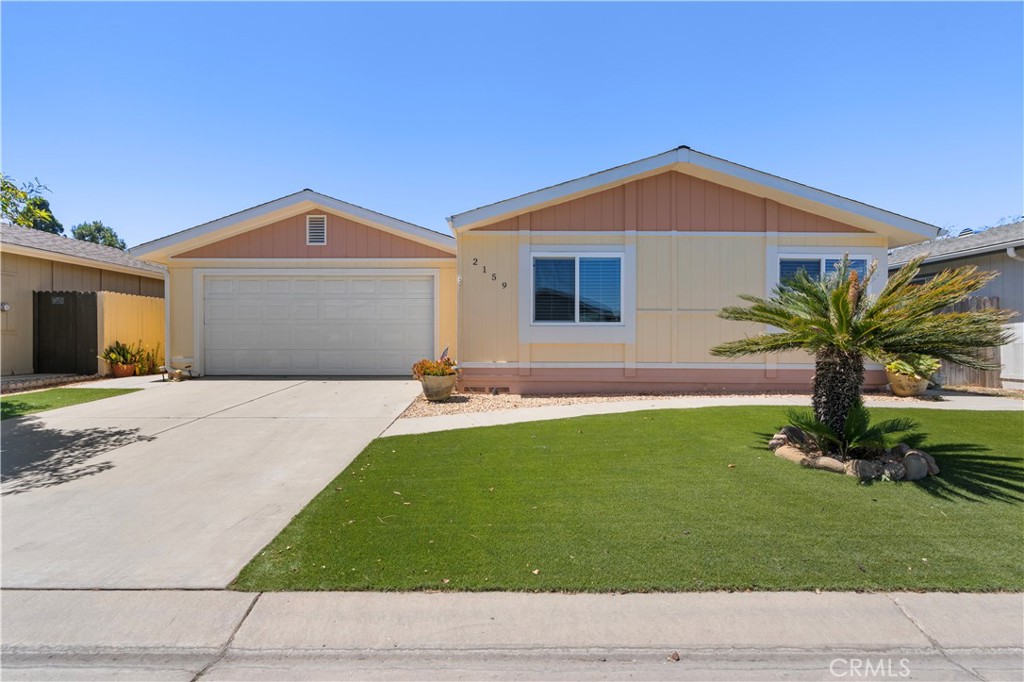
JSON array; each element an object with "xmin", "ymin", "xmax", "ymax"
[{"xmin": 710, "ymin": 256, "xmax": 1014, "ymax": 438}]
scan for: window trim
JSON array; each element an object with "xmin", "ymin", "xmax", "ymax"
[
  {"xmin": 306, "ymin": 215, "xmax": 327, "ymax": 246},
  {"xmin": 531, "ymin": 252, "xmax": 625, "ymax": 327}
]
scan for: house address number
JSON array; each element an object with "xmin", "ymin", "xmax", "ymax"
[{"xmin": 471, "ymin": 258, "xmax": 507, "ymax": 289}]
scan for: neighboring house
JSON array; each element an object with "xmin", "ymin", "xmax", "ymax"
[
  {"xmin": 0, "ymin": 222, "xmax": 166, "ymax": 376},
  {"xmin": 889, "ymin": 221, "xmax": 1024, "ymax": 389},
  {"xmin": 448, "ymin": 147, "xmax": 938, "ymax": 393},
  {"xmin": 130, "ymin": 191, "xmax": 456, "ymax": 376}
]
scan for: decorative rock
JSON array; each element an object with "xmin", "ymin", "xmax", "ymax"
[
  {"xmin": 889, "ymin": 443, "xmax": 912, "ymax": 458},
  {"xmin": 844, "ymin": 459, "xmax": 881, "ymax": 479},
  {"xmin": 810, "ymin": 456, "xmax": 846, "ymax": 474},
  {"xmin": 902, "ymin": 453, "xmax": 930, "ymax": 481},
  {"xmin": 779, "ymin": 426, "xmax": 808, "ymax": 445},
  {"xmin": 774, "ymin": 444, "xmax": 811, "ymax": 466},
  {"xmin": 883, "ymin": 461, "xmax": 906, "ymax": 481},
  {"xmin": 907, "ymin": 449, "xmax": 940, "ymax": 476}
]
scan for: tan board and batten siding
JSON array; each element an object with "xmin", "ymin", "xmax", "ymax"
[
  {"xmin": 458, "ymin": 170, "xmax": 889, "ymax": 393},
  {"xmin": 0, "ymin": 251, "xmax": 164, "ymax": 375},
  {"xmin": 161, "ymin": 209, "xmax": 456, "ymax": 375}
]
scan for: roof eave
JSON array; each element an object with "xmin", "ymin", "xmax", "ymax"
[
  {"xmin": 131, "ymin": 190, "xmax": 454, "ymax": 261},
  {"xmin": 0, "ymin": 241, "xmax": 166, "ymax": 278},
  {"xmin": 890, "ymin": 237, "xmax": 1024, "ymax": 268}
]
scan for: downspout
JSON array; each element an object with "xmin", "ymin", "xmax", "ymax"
[
  {"xmin": 448, "ymin": 216, "xmax": 461, "ymax": 379},
  {"xmin": 1007, "ymin": 247, "xmax": 1024, "ymax": 263}
]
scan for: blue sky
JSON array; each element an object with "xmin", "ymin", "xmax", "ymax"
[{"xmin": 2, "ymin": 2, "xmax": 1022, "ymax": 247}]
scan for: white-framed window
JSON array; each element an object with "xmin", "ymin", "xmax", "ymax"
[
  {"xmin": 532, "ymin": 254, "xmax": 623, "ymax": 325},
  {"xmin": 779, "ymin": 255, "xmax": 868, "ymax": 284},
  {"xmin": 306, "ymin": 215, "xmax": 327, "ymax": 246}
]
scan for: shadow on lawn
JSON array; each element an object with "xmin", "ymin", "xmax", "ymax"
[
  {"xmin": 916, "ymin": 443, "xmax": 1024, "ymax": 504},
  {"xmin": 1, "ymin": 416, "xmax": 155, "ymax": 495}
]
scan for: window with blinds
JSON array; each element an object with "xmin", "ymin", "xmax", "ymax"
[
  {"xmin": 306, "ymin": 215, "xmax": 327, "ymax": 245},
  {"xmin": 533, "ymin": 255, "xmax": 622, "ymax": 324},
  {"xmin": 780, "ymin": 257, "xmax": 868, "ymax": 284}
]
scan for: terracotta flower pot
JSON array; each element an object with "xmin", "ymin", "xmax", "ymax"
[
  {"xmin": 112, "ymin": 363, "xmax": 136, "ymax": 378},
  {"xmin": 886, "ymin": 370, "xmax": 929, "ymax": 397},
  {"xmin": 420, "ymin": 374, "xmax": 457, "ymax": 401}
]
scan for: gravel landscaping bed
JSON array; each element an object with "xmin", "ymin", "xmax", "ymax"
[{"xmin": 399, "ymin": 389, "xmax": 929, "ymax": 419}]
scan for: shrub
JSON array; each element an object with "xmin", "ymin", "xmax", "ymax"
[
  {"xmin": 99, "ymin": 341, "xmax": 141, "ymax": 366},
  {"xmin": 412, "ymin": 357, "xmax": 456, "ymax": 379},
  {"xmin": 786, "ymin": 405, "xmax": 918, "ymax": 459},
  {"xmin": 136, "ymin": 343, "xmax": 162, "ymax": 376},
  {"xmin": 885, "ymin": 354, "xmax": 941, "ymax": 381}
]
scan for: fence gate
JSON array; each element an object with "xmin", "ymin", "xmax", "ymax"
[
  {"xmin": 939, "ymin": 296, "xmax": 1002, "ymax": 388},
  {"xmin": 33, "ymin": 291, "xmax": 98, "ymax": 374}
]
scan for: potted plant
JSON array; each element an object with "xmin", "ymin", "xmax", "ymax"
[
  {"xmin": 412, "ymin": 355, "xmax": 458, "ymax": 401},
  {"xmin": 885, "ymin": 354, "xmax": 941, "ymax": 397},
  {"xmin": 100, "ymin": 341, "xmax": 141, "ymax": 378}
]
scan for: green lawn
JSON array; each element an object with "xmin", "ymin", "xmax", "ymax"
[
  {"xmin": 1, "ymin": 388, "xmax": 141, "ymax": 420},
  {"xmin": 233, "ymin": 406, "xmax": 1024, "ymax": 593}
]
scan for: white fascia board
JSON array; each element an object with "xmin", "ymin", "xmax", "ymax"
[
  {"xmin": 313, "ymin": 193, "xmax": 455, "ymax": 253},
  {"xmin": 685, "ymin": 149, "xmax": 939, "ymax": 241},
  {"xmin": 132, "ymin": 190, "xmax": 455, "ymax": 260},
  {"xmin": 449, "ymin": 148, "xmax": 940, "ymax": 243}
]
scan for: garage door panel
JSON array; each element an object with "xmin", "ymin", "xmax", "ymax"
[
  {"xmin": 264, "ymin": 280, "xmax": 290, "ymax": 295},
  {"xmin": 204, "ymin": 275, "xmax": 434, "ymax": 375},
  {"xmin": 406, "ymin": 279, "xmax": 433, "ymax": 296}
]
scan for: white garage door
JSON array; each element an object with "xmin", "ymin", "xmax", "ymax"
[{"xmin": 203, "ymin": 275, "xmax": 433, "ymax": 376}]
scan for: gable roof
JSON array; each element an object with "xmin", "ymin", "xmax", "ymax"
[
  {"xmin": 448, "ymin": 146, "xmax": 940, "ymax": 246},
  {"xmin": 130, "ymin": 189, "xmax": 455, "ymax": 261},
  {"xmin": 0, "ymin": 222, "xmax": 166, "ymax": 277},
  {"xmin": 889, "ymin": 220, "xmax": 1024, "ymax": 267}
]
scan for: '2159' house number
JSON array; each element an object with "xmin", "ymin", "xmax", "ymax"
[{"xmin": 471, "ymin": 258, "xmax": 507, "ymax": 289}]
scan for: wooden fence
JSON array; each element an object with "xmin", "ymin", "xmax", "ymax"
[
  {"xmin": 939, "ymin": 296, "xmax": 1002, "ymax": 388},
  {"xmin": 96, "ymin": 292, "xmax": 165, "ymax": 375}
]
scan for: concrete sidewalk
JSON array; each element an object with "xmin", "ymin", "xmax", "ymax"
[
  {"xmin": 383, "ymin": 392, "xmax": 1023, "ymax": 437},
  {"xmin": 2, "ymin": 590, "xmax": 1021, "ymax": 680}
]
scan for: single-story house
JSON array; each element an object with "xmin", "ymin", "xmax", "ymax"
[
  {"xmin": 133, "ymin": 148, "xmax": 940, "ymax": 392},
  {"xmin": 450, "ymin": 147, "xmax": 938, "ymax": 393},
  {"xmin": 889, "ymin": 220, "xmax": 1024, "ymax": 389},
  {"xmin": 1, "ymin": 222, "xmax": 166, "ymax": 376},
  {"xmin": 130, "ymin": 191, "xmax": 457, "ymax": 376}
]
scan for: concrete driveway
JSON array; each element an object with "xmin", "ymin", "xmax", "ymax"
[{"xmin": 1, "ymin": 377, "xmax": 421, "ymax": 589}]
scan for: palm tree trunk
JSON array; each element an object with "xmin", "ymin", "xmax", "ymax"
[{"xmin": 812, "ymin": 347, "xmax": 864, "ymax": 440}]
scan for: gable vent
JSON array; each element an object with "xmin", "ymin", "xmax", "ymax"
[{"xmin": 306, "ymin": 215, "xmax": 327, "ymax": 245}]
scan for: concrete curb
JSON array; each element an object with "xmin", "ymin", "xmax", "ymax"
[{"xmin": 383, "ymin": 393, "xmax": 1023, "ymax": 437}]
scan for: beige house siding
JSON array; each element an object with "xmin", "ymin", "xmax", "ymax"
[
  {"xmin": 0, "ymin": 251, "xmax": 164, "ymax": 375},
  {"xmin": 458, "ymin": 169, "xmax": 889, "ymax": 393}
]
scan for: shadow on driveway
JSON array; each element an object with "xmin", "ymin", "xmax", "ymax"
[{"xmin": 1, "ymin": 417, "xmax": 155, "ymax": 496}]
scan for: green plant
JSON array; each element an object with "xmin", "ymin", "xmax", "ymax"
[
  {"xmin": 99, "ymin": 340, "xmax": 141, "ymax": 366},
  {"xmin": 885, "ymin": 354, "xmax": 941, "ymax": 381},
  {"xmin": 711, "ymin": 255, "xmax": 1014, "ymax": 439},
  {"xmin": 136, "ymin": 342, "xmax": 162, "ymax": 376},
  {"xmin": 786, "ymin": 405, "xmax": 918, "ymax": 459},
  {"xmin": 411, "ymin": 357, "xmax": 456, "ymax": 379}
]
